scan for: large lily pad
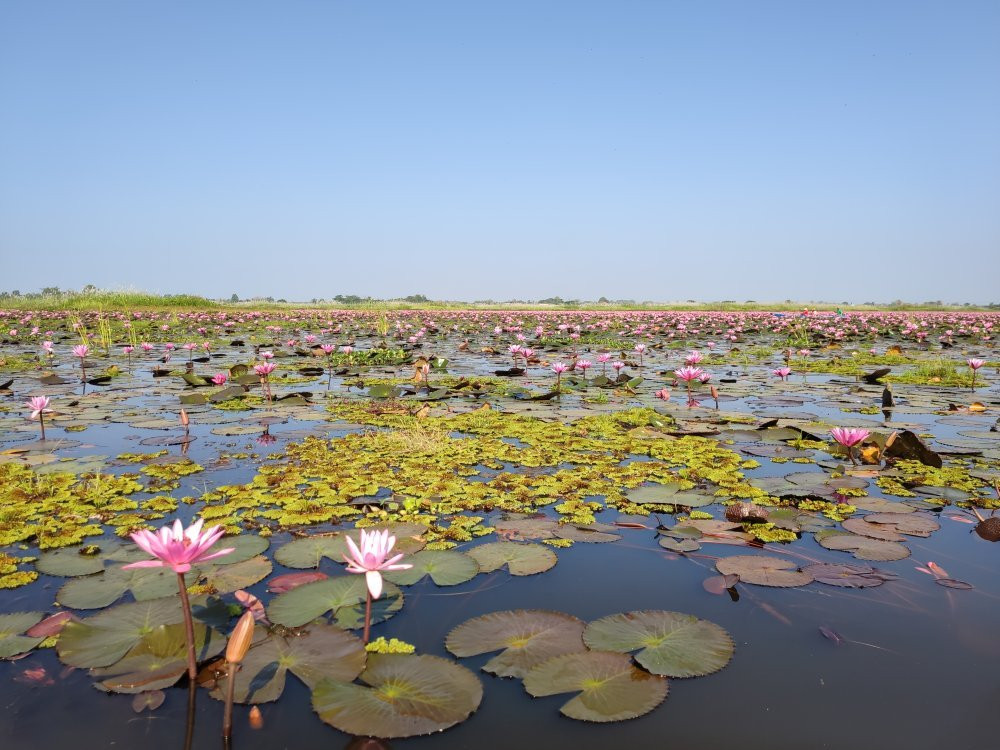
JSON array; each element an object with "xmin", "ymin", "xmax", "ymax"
[
  {"xmin": 582, "ymin": 610, "xmax": 734, "ymax": 678},
  {"xmin": 92, "ymin": 622, "xmax": 224, "ymax": 693},
  {"xmin": 466, "ymin": 542, "xmax": 557, "ymax": 576},
  {"xmin": 803, "ymin": 563, "xmax": 888, "ymax": 588},
  {"xmin": 211, "ymin": 623, "xmax": 365, "ymax": 704},
  {"xmin": 715, "ymin": 555, "xmax": 814, "ymax": 587},
  {"xmin": 312, "ymin": 653, "xmax": 483, "ymax": 738},
  {"xmin": 445, "ymin": 610, "xmax": 586, "ymax": 678},
  {"xmin": 0, "ymin": 612, "xmax": 45, "ymax": 659},
  {"xmin": 274, "ymin": 534, "xmax": 350, "ymax": 569},
  {"xmin": 494, "ymin": 517, "xmax": 621, "ymax": 543},
  {"xmin": 57, "ymin": 597, "xmax": 190, "ymax": 668},
  {"xmin": 816, "ymin": 531, "xmax": 911, "ymax": 561},
  {"xmin": 382, "ymin": 550, "xmax": 479, "ymax": 586},
  {"xmin": 522, "ymin": 651, "xmax": 668, "ymax": 722},
  {"xmin": 267, "ymin": 575, "xmax": 403, "ymax": 629}
]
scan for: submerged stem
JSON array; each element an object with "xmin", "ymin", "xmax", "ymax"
[
  {"xmin": 363, "ymin": 589, "xmax": 372, "ymax": 644},
  {"xmin": 176, "ymin": 571, "xmax": 198, "ymax": 680}
]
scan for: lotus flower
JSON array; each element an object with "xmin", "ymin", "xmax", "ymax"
[
  {"xmin": 212, "ymin": 372, "xmax": 228, "ymax": 386},
  {"xmin": 123, "ymin": 518, "xmax": 234, "ymax": 574},
  {"xmin": 830, "ymin": 427, "xmax": 871, "ymax": 465},
  {"xmin": 254, "ymin": 362, "xmax": 276, "ymax": 377},
  {"xmin": 968, "ymin": 358, "xmax": 985, "ymax": 389},
  {"xmin": 26, "ymin": 396, "xmax": 52, "ymax": 440},
  {"xmin": 343, "ymin": 529, "xmax": 412, "ymax": 600},
  {"xmin": 72, "ymin": 345, "xmax": 89, "ymax": 358},
  {"xmin": 773, "ymin": 367, "xmax": 791, "ymax": 381}
]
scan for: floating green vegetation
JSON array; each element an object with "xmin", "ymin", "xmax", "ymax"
[
  {"xmin": 0, "ymin": 463, "xmax": 147, "ymax": 551},
  {"xmin": 366, "ymin": 636, "xmax": 417, "ymax": 654},
  {"xmin": 0, "ymin": 354, "xmax": 42, "ymax": 372}
]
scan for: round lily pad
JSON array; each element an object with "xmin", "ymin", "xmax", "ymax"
[
  {"xmin": 803, "ymin": 563, "xmax": 887, "ymax": 587},
  {"xmin": 445, "ymin": 609, "xmax": 586, "ymax": 678},
  {"xmin": 382, "ymin": 550, "xmax": 479, "ymax": 586},
  {"xmin": 465, "ymin": 542, "xmax": 557, "ymax": 576},
  {"xmin": 863, "ymin": 512, "xmax": 940, "ymax": 537},
  {"xmin": 92, "ymin": 621, "xmax": 224, "ymax": 694},
  {"xmin": 312, "ymin": 653, "xmax": 483, "ymax": 738},
  {"xmin": 841, "ymin": 517, "xmax": 906, "ymax": 542},
  {"xmin": 274, "ymin": 535, "xmax": 350, "ymax": 569},
  {"xmin": 816, "ymin": 531, "xmax": 911, "ymax": 561},
  {"xmin": 522, "ymin": 651, "xmax": 668, "ymax": 723},
  {"xmin": 715, "ymin": 555, "xmax": 814, "ymax": 587},
  {"xmin": 0, "ymin": 612, "xmax": 45, "ymax": 659},
  {"xmin": 35, "ymin": 542, "xmax": 145, "ymax": 577},
  {"xmin": 582, "ymin": 610, "xmax": 734, "ymax": 678},
  {"xmin": 212, "ymin": 624, "xmax": 365, "ymax": 704},
  {"xmin": 267, "ymin": 575, "xmax": 403, "ymax": 629}
]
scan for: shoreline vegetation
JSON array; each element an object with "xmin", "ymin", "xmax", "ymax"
[{"xmin": 1, "ymin": 288, "xmax": 997, "ymax": 312}]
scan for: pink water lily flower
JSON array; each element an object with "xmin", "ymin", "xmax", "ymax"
[
  {"xmin": 343, "ymin": 528, "xmax": 412, "ymax": 599},
  {"xmin": 26, "ymin": 395, "xmax": 52, "ymax": 419},
  {"xmin": 830, "ymin": 427, "xmax": 870, "ymax": 447},
  {"xmin": 123, "ymin": 518, "xmax": 234, "ymax": 574},
  {"xmin": 773, "ymin": 367, "xmax": 791, "ymax": 381},
  {"xmin": 254, "ymin": 362, "xmax": 277, "ymax": 376},
  {"xmin": 72, "ymin": 345, "xmax": 89, "ymax": 358},
  {"xmin": 551, "ymin": 362, "xmax": 569, "ymax": 375},
  {"xmin": 211, "ymin": 373, "xmax": 228, "ymax": 386},
  {"xmin": 673, "ymin": 366, "xmax": 705, "ymax": 382}
]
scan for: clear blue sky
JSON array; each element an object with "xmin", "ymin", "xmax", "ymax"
[{"xmin": 1, "ymin": 1, "xmax": 998, "ymax": 303}]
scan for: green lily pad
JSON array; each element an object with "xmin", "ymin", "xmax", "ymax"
[
  {"xmin": 383, "ymin": 550, "xmax": 479, "ymax": 586},
  {"xmin": 0, "ymin": 612, "xmax": 45, "ymax": 659},
  {"xmin": 715, "ymin": 555, "xmax": 814, "ymax": 587},
  {"xmin": 211, "ymin": 624, "xmax": 365, "ymax": 704},
  {"xmin": 582, "ymin": 610, "xmax": 734, "ymax": 678},
  {"xmin": 312, "ymin": 653, "xmax": 482, "ymax": 738},
  {"xmin": 92, "ymin": 622, "xmax": 224, "ymax": 693},
  {"xmin": 522, "ymin": 651, "xmax": 668, "ymax": 722},
  {"xmin": 199, "ymin": 555, "xmax": 272, "ymax": 594},
  {"xmin": 493, "ymin": 518, "xmax": 621, "ymax": 543},
  {"xmin": 35, "ymin": 542, "xmax": 145, "ymax": 577},
  {"xmin": 466, "ymin": 542, "xmax": 557, "ymax": 576},
  {"xmin": 267, "ymin": 575, "xmax": 404, "ymax": 629},
  {"xmin": 57, "ymin": 597, "xmax": 191, "ymax": 668},
  {"xmin": 56, "ymin": 566, "xmax": 179, "ymax": 609},
  {"xmin": 274, "ymin": 535, "xmax": 349, "ymax": 569},
  {"xmin": 445, "ymin": 610, "xmax": 586, "ymax": 678},
  {"xmin": 816, "ymin": 531, "xmax": 911, "ymax": 561},
  {"xmin": 658, "ymin": 538, "xmax": 701, "ymax": 552}
]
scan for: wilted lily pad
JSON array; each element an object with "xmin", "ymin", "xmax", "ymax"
[
  {"xmin": 382, "ymin": 550, "xmax": 479, "ymax": 586},
  {"xmin": 715, "ymin": 555, "xmax": 813, "ymax": 587},
  {"xmin": 0, "ymin": 612, "xmax": 45, "ymax": 659},
  {"xmin": 582, "ymin": 610, "xmax": 734, "ymax": 678},
  {"xmin": 803, "ymin": 563, "xmax": 888, "ymax": 588},
  {"xmin": 445, "ymin": 609, "xmax": 586, "ymax": 678},
  {"xmin": 466, "ymin": 542, "xmax": 557, "ymax": 576},
  {"xmin": 212, "ymin": 623, "xmax": 365, "ymax": 704},
  {"xmin": 267, "ymin": 575, "xmax": 403, "ymax": 629},
  {"xmin": 312, "ymin": 653, "xmax": 483, "ymax": 738},
  {"xmin": 522, "ymin": 651, "xmax": 668, "ymax": 723}
]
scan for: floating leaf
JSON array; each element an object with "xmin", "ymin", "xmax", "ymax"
[
  {"xmin": 312, "ymin": 653, "xmax": 482, "ymax": 738},
  {"xmin": 583, "ymin": 610, "xmax": 734, "ymax": 678},
  {"xmin": 212, "ymin": 623, "xmax": 365, "ymax": 704},
  {"xmin": 274, "ymin": 535, "xmax": 350, "ymax": 569},
  {"xmin": 803, "ymin": 563, "xmax": 887, "ymax": 588},
  {"xmin": 131, "ymin": 690, "xmax": 166, "ymax": 712},
  {"xmin": 522, "ymin": 651, "xmax": 668, "ymax": 723},
  {"xmin": 267, "ymin": 576, "xmax": 403, "ymax": 629},
  {"xmin": 935, "ymin": 578, "xmax": 973, "ymax": 590},
  {"xmin": 57, "ymin": 597, "xmax": 190, "ymax": 668},
  {"xmin": 816, "ymin": 532, "xmax": 911, "ymax": 561},
  {"xmin": 0, "ymin": 612, "xmax": 45, "ymax": 659},
  {"xmin": 382, "ymin": 550, "xmax": 479, "ymax": 586},
  {"xmin": 466, "ymin": 542, "xmax": 557, "ymax": 576},
  {"xmin": 445, "ymin": 610, "xmax": 586, "ymax": 678},
  {"xmin": 93, "ymin": 622, "xmax": 224, "ymax": 693},
  {"xmin": 715, "ymin": 555, "xmax": 814, "ymax": 587},
  {"xmin": 702, "ymin": 574, "xmax": 739, "ymax": 594},
  {"xmin": 268, "ymin": 571, "xmax": 329, "ymax": 593}
]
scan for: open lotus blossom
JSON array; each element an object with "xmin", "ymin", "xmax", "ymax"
[
  {"xmin": 123, "ymin": 518, "xmax": 234, "ymax": 574},
  {"xmin": 254, "ymin": 362, "xmax": 276, "ymax": 376},
  {"xmin": 830, "ymin": 427, "xmax": 871, "ymax": 465},
  {"xmin": 674, "ymin": 366, "xmax": 705, "ymax": 382},
  {"xmin": 576, "ymin": 359, "xmax": 592, "ymax": 379},
  {"xmin": 123, "ymin": 518, "xmax": 233, "ymax": 679},
  {"xmin": 968, "ymin": 358, "xmax": 985, "ymax": 389},
  {"xmin": 72, "ymin": 344, "xmax": 89, "ymax": 358},
  {"xmin": 26, "ymin": 396, "xmax": 52, "ymax": 440},
  {"xmin": 611, "ymin": 361, "xmax": 625, "ymax": 374},
  {"xmin": 654, "ymin": 388, "xmax": 670, "ymax": 400},
  {"xmin": 773, "ymin": 367, "xmax": 791, "ymax": 381},
  {"xmin": 343, "ymin": 528, "xmax": 412, "ymax": 600},
  {"xmin": 212, "ymin": 372, "xmax": 228, "ymax": 385},
  {"xmin": 685, "ymin": 350, "xmax": 704, "ymax": 365}
]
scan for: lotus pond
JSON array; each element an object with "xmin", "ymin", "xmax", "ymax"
[{"xmin": 1, "ymin": 308, "xmax": 998, "ymax": 750}]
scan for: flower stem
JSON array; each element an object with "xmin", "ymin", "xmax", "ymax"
[
  {"xmin": 363, "ymin": 589, "xmax": 372, "ymax": 644},
  {"xmin": 176, "ymin": 572, "xmax": 198, "ymax": 680},
  {"xmin": 39, "ymin": 413, "xmax": 46, "ymax": 441},
  {"xmin": 222, "ymin": 661, "xmax": 237, "ymax": 738}
]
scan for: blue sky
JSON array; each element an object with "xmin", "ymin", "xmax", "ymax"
[{"xmin": 1, "ymin": 1, "xmax": 998, "ymax": 303}]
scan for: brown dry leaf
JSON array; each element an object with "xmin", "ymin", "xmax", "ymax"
[
  {"xmin": 969, "ymin": 402, "xmax": 987, "ymax": 413},
  {"xmin": 859, "ymin": 445, "xmax": 882, "ymax": 464},
  {"xmin": 886, "ymin": 345, "xmax": 903, "ymax": 356}
]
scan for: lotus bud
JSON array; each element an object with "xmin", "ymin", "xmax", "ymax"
[
  {"xmin": 226, "ymin": 611, "xmax": 255, "ymax": 664},
  {"xmin": 180, "ymin": 408, "xmax": 190, "ymax": 427}
]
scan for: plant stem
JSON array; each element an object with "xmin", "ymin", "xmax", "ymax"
[
  {"xmin": 363, "ymin": 589, "xmax": 372, "ymax": 644},
  {"xmin": 176, "ymin": 571, "xmax": 198, "ymax": 680},
  {"xmin": 39, "ymin": 413, "xmax": 46, "ymax": 441},
  {"xmin": 222, "ymin": 661, "xmax": 237, "ymax": 738}
]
